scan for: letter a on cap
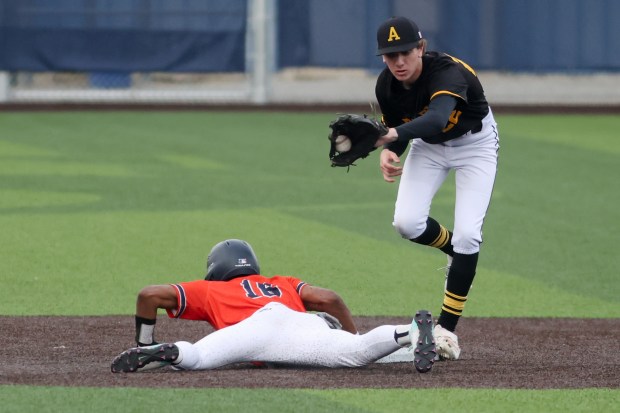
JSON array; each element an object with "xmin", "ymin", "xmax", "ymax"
[{"xmin": 388, "ymin": 26, "xmax": 400, "ymax": 42}]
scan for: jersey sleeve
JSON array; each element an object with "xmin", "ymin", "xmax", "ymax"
[
  {"xmin": 427, "ymin": 58, "xmax": 469, "ymax": 103},
  {"xmin": 282, "ymin": 276, "xmax": 308, "ymax": 296},
  {"xmin": 165, "ymin": 280, "xmax": 210, "ymax": 321}
]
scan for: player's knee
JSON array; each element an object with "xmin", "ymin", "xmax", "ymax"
[{"xmin": 392, "ymin": 215, "xmax": 426, "ymax": 239}]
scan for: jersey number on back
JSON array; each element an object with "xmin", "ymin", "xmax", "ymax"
[{"xmin": 240, "ymin": 279, "xmax": 282, "ymax": 299}]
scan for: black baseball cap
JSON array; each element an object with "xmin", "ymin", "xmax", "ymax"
[{"xmin": 376, "ymin": 16, "xmax": 423, "ymax": 56}]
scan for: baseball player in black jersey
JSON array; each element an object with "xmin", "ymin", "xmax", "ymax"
[{"xmin": 373, "ymin": 16, "xmax": 500, "ymax": 360}]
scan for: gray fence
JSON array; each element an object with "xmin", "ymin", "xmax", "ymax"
[
  {"xmin": 1, "ymin": 0, "xmax": 618, "ymax": 105},
  {"xmin": 2, "ymin": 0, "xmax": 619, "ymax": 73}
]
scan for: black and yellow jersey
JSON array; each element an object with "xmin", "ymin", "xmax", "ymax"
[{"xmin": 375, "ymin": 51, "xmax": 489, "ymax": 144}]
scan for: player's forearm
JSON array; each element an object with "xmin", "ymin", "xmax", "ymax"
[
  {"xmin": 394, "ymin": 94, "xmax": 457, "ymax": 141},
  {"xmin": 328, "ymin": 307, "xmax": 357, "ymax": 334},
  {"xmin": 384, "ymin": 138, "xmax": 408, "ymax": 156},
  {"xmin": 134, "ymin": 287, "xmax": 163, "ymax": 345},
  {"xmin": 134, "ymin": 285, "xmax": 178, "ymax": 345},
  {"xmin": 313, "ymin": 298, "xmax": 357, "ymax": 334}
]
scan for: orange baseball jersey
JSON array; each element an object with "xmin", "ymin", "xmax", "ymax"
[{"xmin": 166, "ymin": 274, "xmax": 308, "ymax": 330}]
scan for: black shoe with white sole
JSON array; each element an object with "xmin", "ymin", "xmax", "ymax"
[
  {"xmin": 412, "ymin": 310, "xmax": 436, "ymax": 373},
  {"xmin": 111, "ymin": 343, "xmax": 179, "ymax": 373}
]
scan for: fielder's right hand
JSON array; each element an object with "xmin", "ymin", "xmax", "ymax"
[{"xmin": 379, "ymin": 149, "xmax": 402, "ymax": 182}]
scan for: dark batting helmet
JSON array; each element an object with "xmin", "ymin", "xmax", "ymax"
[{"xmin": 205, "ymin": 239, "xmax": 261, "ymax": 281}]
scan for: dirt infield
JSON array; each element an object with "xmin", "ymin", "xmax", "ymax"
[{"xmin": 1, "ymin": 315, "xmax": 617, "ymax": 389}]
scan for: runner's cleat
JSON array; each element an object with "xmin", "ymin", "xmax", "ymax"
[
  {"xmin": 111, "ymin": 343, "xmax": 179, "ymax": 373},
  {"xmin": 412, "ymin": 310, "xmax": 436, "ymax": 373}
]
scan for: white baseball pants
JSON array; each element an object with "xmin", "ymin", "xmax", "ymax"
[
  {"xmin": 393, "ymin": 109, "xmax": 499, "ymax": 254},
  {"xmin": 174, "ymin": 302, "xmax": 401, "ymax": 370}
]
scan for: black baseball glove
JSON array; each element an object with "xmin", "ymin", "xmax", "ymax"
[{"xmin": 328, "ymin": 113, "xmax": 388, "ymax": 167}]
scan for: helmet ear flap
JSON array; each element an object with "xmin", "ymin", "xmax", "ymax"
[{"xmin": 205, "ymin": 239, "xmax": 260, "ymax": 281}]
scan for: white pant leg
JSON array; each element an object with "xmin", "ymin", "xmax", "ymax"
[
  {"xmin": 175, "ymin": 303, "xmax": 293, "ymax": 370},
  {"xmin": 320, "ymin": 325, "xmax": 400, "ymax": 367},
  {"xmin": 447, "ymin": 111, "xmax": 499, "ymax": 254},
  {"xmin": 255, "ymin": 307, "xmax": 400, "ymax": 367},
  {"xmin": 175, "ymin": 302, "xmax": 400, "ymax": 370},
  {"xmin": 393, "ymin": 140, "xmax": 450, "ymax": 239}
]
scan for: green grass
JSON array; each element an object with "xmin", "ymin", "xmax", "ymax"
[
  {"xmin": 0, "ymin": 111, "xmax": 618, "ymax": 411},
  {"xmin": 0, "ymin": 386, "xmax": 617, "ymax": 413},
  {"xmin": 0, "ymin": 112, "xmax": 617, "ymax": 316}
]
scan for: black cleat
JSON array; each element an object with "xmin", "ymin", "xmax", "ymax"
[
  {"xmin": 412, "ymin": 310, "xmax": 436, "ymax": 373},
  {"xmin": 111, "ymin": 343, "xmax": 179, "ymax": 373}
]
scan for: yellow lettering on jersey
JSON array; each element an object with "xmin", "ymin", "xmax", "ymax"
[
  {"xmin": 446, "ymin": 54, "xmax": 477, "ymax": 76},
  {"xmin": 388, "ymin": 27, "xmax": 401, "ymax": 42},
  {"xmin": 442, "ymin": 110, "xmax": 462, "ymax": 132}
]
